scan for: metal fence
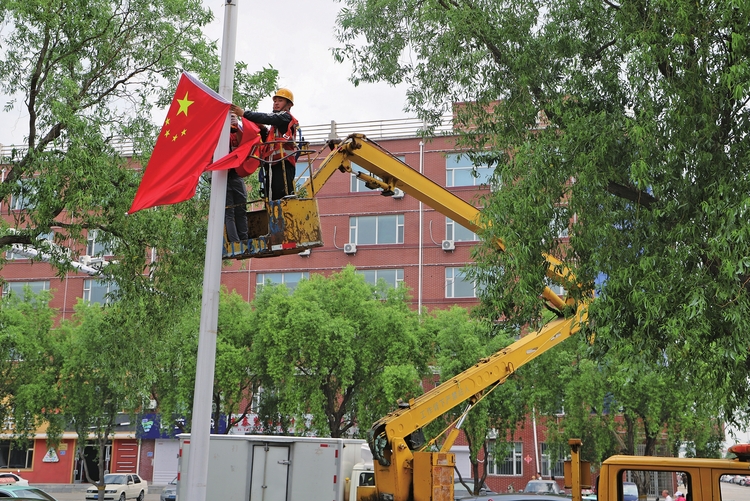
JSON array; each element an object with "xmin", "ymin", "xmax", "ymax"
[{"xmin": 0, "ymin": 116, "xmax": 455, "ymax": 159}]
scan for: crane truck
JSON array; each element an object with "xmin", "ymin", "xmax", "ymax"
[{"xmin": 206, "ymin": 134, "xmax": 749, "ymax": 501}]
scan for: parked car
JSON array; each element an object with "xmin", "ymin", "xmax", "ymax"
[
  {"xmin": 522, "ymin": 480, "xmax": 562, "ymax": 495},
  {"xmin": 160, "ymin": 477, "xmax": 177, "ymax": 501},
  {"xmin": 0, "ymin": 473, "xmax": 29, "ymax": 486},
  {"xmin": 85, "ymin": 473, "xmax": 147, "ymax": 501},
  {"xmin": 0, "ymin": 485, "xmax": 59, "ymax": 500},
  {"xmin": 622, "ymin": 482, "xmax": 638, "ymax": 501},
  {"xmin": 454, "ymin": 477, "xmax": 495, "ymax": 500}
]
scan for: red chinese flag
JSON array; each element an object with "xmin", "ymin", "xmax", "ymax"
[
  {"xmin": 205, "ymin": 117, "xmax": 262, "ymax": 176},
  {"xmin": 128, "ymin": 72, "xmax": 230, "ymax": 214}
]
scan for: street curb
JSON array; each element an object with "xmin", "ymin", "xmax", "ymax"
[{"xmin": 32, "ymin": 484, "xmax": 164, "ymax": 494}]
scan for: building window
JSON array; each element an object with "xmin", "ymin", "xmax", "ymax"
[
  {"xmin": 296, "ymin": 161, "xmax": 310, "ymax": 190},
  {"xmin": 446, "ymin": 218, "xmax": 478, "ymax": 242},
  {"xmin": 83, "ymin": 280, "xmax": 119, "ymax": 305},
  {"xmin": 540, "ymin": 443, "xmax": 566, "ymax": 478},
  {"xmin": 544, "ymin": 277, "xmax": 566, "ymax": 298},
  {"xmin": 350, "ymin": 162, "xmax": 370, "ymax": 193},
  {"xmin": 0, "ymin": 440, "xmax": 34, "ymax": 469},
  {"xmin": 2, "ymin": 281, "xmax": 50, "ymax": 298},
  {"xmin": 445, "ymin": 267, "xmax": 476, "ymax": 298},
  {"xmin": 351, "ymin": 157, "xmax": 407, "ymax": 193},
  {"xmin": 446, "ymin": 153, "xmax": 493, "ymax": 187},
  {"xmin": 256, "ymin": 272, "xmax": 309, "ymax": 293},
  {"xmin": 10, "ymin": 180, "xmax": 36, "ymax": 211},
  {"xmin": 550, "ymin": 209, "xmax": 570, "ymax": 239},
  {"xmin": 488, "ymin": 440, "xmax": 522, "ymax": 476},
  {"xmin": 349, "ymin": 215, "xmax": 404, "ymax": 245},
  {"xmin": 357, "ymin": 269, "xmax": 404, "ymax": 289},
  {"xmin": 86, "ymin": 230, "xmax": 113, "ymax": 257}
]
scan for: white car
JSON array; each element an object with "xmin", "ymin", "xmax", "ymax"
[
  {"xmin": 0, "ymin": 473, "xmax": 29, "ymax": 486},
  {"xmin": 86, "ymin": 473, "xmax": 147, "ymax": 501}
]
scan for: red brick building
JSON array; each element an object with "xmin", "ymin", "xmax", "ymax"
[{"xmin": 1, "ymin": 117, "xmax": 563, "ymax": 490}]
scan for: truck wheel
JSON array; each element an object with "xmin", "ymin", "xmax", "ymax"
[{"xmin": 137, "ymin": 491, "xmax": 144, "ymax": 501}]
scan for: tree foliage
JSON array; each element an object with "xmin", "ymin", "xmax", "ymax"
[
  {"xmin": 0, "ymin": 0, "xmax": 279, "ymax": 445},
  {"xmin": 426, "ymin": 307, "xmax": 526, "ymax": 495},
  {"xmin": 0, "ymin": 0, "xmax": 276, "ymax": 299},
  {"xmin": 0, "ymin": 288, "xmax": 60, "ymax": 445},
  {"xmin": 249, "ymin": 266, "xmax": 428, "ymax": 438},
  {"xmin": 53, "ymin": 301, "xmax": 153, "ymax": 497},
  {"xmin": 334, "ymin": 0, "xmax": 750, "ymax": 429}
]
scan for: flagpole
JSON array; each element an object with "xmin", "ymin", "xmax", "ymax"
[{"xmin": 182, "ymin": 1, "xmax": 237, "ymax": 500}]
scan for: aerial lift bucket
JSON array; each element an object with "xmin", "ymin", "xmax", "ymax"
[{"xmin": 222, "ymin": 196, "xmax": 323, "ymax": 259}]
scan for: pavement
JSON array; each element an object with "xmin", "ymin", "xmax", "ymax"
[{"xmin": 32, "ymin": 484, "xmax": 164, "ymax": 501}]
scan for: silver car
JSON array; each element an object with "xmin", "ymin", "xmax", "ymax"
[{"xmin": 160, "ymin": 478, "xmax": 177, "ymax": 501}]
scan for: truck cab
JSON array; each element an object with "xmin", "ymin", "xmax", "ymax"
[{"xmin": 591, "ymin": 445, "xmax": 750, "ymax": 501}]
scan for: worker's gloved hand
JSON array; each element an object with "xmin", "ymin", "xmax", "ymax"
[{"xmin": 230, "ymin": 113, "xmax": 239, "ymax": 129}]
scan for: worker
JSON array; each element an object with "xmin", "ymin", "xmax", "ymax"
[
  {"xmin": 230, "ymin": 88, "xmax": 299, "ymax": 200},
  {"xmin": 224, "ymin": 113, "xmax": 248, "ymax": 243}
]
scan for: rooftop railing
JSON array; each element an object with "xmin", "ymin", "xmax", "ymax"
[{"xmin": 0, "ymin": 115, "xmax": 455, "ymax": 160}]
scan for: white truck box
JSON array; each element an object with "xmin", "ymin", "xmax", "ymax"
[{"xmin": 177, "ymin": 434, "xmax": 368, "ymax": 501}]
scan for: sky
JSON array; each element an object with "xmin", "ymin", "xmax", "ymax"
[
  {"xmin": 0, "ymin": 0, "xmax": 411, "ymax": 146},
  {"xmin": 207, "ymin": 0, "xmax": 411, "ymax": 126}
]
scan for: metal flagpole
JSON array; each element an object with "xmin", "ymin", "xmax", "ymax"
[{"xmin": 182, "ymin": 1, "xmax": 238, "ymax": 501}]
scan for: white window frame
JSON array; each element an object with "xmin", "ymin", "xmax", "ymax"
[
  {"xmin": 540, "ymin": 443, "xmax": 566, "ymax": 478},
  {"xmin": 10, "ymin": 180, "xmax": 36, "ymax": 211},
  {"xmin": 357, "ymin": 269, "xmax": 404, "ymax": 289},
  {"xmin": 488, "ymin": 440, "xmax": 523, "ymax": 476},
  {"xmin": 446, "ymin": 218, "xmax": 478, "ymax": 242},
  {"xmin": 83, "ymin": 279, "xmax": 119, "ymax": 305},
  {"xmin": 2, "ymin": 281, "xmax": 50, "ymax": 298},
  {"xmin": 349, "ymin": 215, "xmax": 404, "ymax": 245},
  {"xmin": 256, "ymin": 272, "xmax": 309, "ymax": 292},
  {"xmin": 544, "ymin": 277, "xmax": 566, "ymax": 297},
  {"xmin": 0, "ymin": 440, "xmax": 34, "ymax": 469},
  {"xmin": 446, "ymin": 153, "xmax": 493, "ymax": 187},
  {"xmin": 295, "ymin": 161, "xmax": 310, "ymax": 190},
  {"xmin": 86, "ymin": 230, "xmax": 113, "ymax": 257},
  {"xmin": 445, "ymin": 267, "xmax": 476, "ymax": 298}
]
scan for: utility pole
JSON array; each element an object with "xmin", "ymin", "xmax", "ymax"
[{"xmin": 181, "ymin": 1, "xmax": 238, "ymax": 501}]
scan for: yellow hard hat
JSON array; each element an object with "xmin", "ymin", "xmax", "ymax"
[{"xmin": 273, "ymin": 88, "xmax": 294, "ymax": 105}]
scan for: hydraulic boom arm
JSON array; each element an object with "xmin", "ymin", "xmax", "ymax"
[
  {"xmin": 302, "ymin": 134, "xmax": 589, "ymax": 501},
  {"xmin": 302, "ymin": 134, "xmax": 575, "ymax": 310}
]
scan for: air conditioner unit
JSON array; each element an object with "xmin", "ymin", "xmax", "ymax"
[
  {"xmin": 442, "ymin": 239, "xmax": 455, "ymax": 251},
  {"xmin": 298, "ymin": 249, "xmax": 311, "ymax": 256},
  {"xmin": 344, "ymin": 243, "xmax": 357, "ymax": 255},
  {"xmin": 79, "ymin": 255, "xmax": 92, "ymax": 265},
  {"xmin": 392, "ymin": 188, "xmax": 405, "ymax": 199}
]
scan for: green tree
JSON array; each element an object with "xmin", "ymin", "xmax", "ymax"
[
  {"xmin": 0, "ymin": 288, "xmax": 63, "ymax": 447},
  {"xmin": 144, "ymin": 287, "xmax": 262, "ymax": 436},
  {"xmin": 521, "ymin": 328, "xmax": 723, "ymax": 478},
  {"xmin": 55, "ymin": 301, "xmax": 151, "ymax": 500},
  {"xmin": 0, "ymin": 0, "xmax": 278, "ymax": 450},
  {"xmin": 334, "ymin": 0, "xmax": 750, "ymax": 429},
  {"xmin": 426, "ymin": 307, "xmax": 527, "ymax": 496},
  {"xmin": 250, "ymin": 266, "xmax": 428, "ymax": 437},
  {"xmin": 0, "ymin": 0, "xmax": 276, "ymax": 284}
]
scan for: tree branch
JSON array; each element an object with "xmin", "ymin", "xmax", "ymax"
[{"xmin": 605, "ymin": 181, "xmax": 657, "ymax": 208}]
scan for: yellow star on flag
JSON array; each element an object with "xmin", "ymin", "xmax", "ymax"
[{"xmin": 176, "ymin": 92, "xmax": 194, "ymax": 116}]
